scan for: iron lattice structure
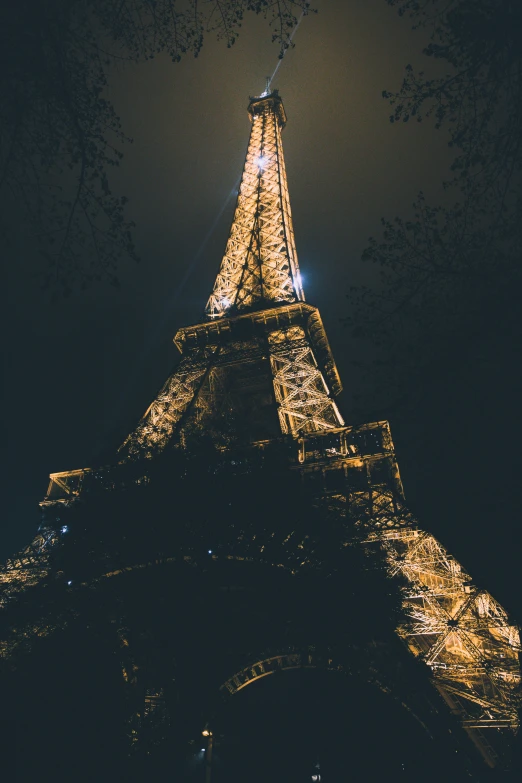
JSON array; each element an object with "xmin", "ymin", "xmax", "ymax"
[
  {"xmin": 206, "ymin": 91, "xmax": 304, "ymax": 318},
  {"xmin": 1, "ymin": 89, "xmax": 520, "ymax": 775}
]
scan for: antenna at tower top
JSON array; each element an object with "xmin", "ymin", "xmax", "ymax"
[{"xmin": 260, "ymin": 77, "xmax": 271, "ymax": 97}]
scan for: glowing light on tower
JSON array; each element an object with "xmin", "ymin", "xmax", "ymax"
[{"xmin": 205, "ymin": 89, "xmax": 305, "ymax": 318}]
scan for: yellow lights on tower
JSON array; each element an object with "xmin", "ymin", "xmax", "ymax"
[
  {"xmin": 206, "ymin": 91, "xmax": 304, "ymax": 318},
  {"xmin": 373, "ymin": 527, "xmax": 522, "ymax": 734},
  {"xmin": 0, "ymin": 89, "xmax": 518, "ymax": 774},
  {"xmin": 268, "ymin": 326, "xmax": 344, "ymax": 434}
]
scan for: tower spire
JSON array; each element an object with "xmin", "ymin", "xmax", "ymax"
[{"xmin": 206, "ymin": 90, "xmax": 304, "ymax": 319}]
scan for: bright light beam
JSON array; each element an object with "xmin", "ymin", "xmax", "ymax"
[{"xmin": 267, "ymin": 10, "xmax": 305, "ymax": 92}]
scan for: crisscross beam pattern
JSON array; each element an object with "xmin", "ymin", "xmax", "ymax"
[
  {"xmin": 370, "ymin": 526, "xmax": 521, "ymax": 736},
  {"xmin": 268, "ymin": 326, "xmax": 344, "ymax": 434},
  {"xmin": 206, "ymin": 92, "xmax": 304, "ymax": 318}
]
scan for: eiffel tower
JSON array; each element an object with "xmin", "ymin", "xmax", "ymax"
[{"xmin": 1, "ymin": 88, "xmax": 520, "ymax": 781}]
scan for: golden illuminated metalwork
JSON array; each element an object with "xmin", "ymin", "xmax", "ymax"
[
  {"xmin": 118, "ymin": 91, "xmax": 331, "ymax": 459},
  {"xmin": 296, "ymin": 425, "xmax": 521, "ymax": 766},
  {"xmin": 0, "ymin": 89, "xmax": 519, "ymax": 770},
  {"xmin": 220, "ymin": 649, "xmax": 344, "ymax": 696},
  {"xmin": 118, "ymin": 346, "xmax": 220, "ymax": 460},
  {"xmin": 206, "ymin": 91, "xmax": 303, "ymax": 318},
  {"xmin": 0, "ymin": 526, "xmax": 59, "ymax": 609},
  {"xmin": 381, "ymin": 529, "xmax": 520, "ymax": 732},
  {"xmin": 269, "ymin": 326, "xmax": 343, "ymax": 434},
  {"xmin": 119, "ymin": 298, "xmax": 343, "ymax": 459}
]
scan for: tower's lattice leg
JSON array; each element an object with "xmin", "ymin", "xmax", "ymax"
[
  {"xmin": 292, "ymin": 425, "xmax": 521, "ymax": 766},
  {"xmin": 118, "ymin": 346, "xmax": 220, "ymax": 460},
  {"xmin": 268, "ymin": 326, "xmax": 343, "ymax": 434},
  {"xmin": 373, "ymin": 526, "xmax": 521, "ymax": 735},
  {"xmin": 0, "ymin": 526, "xmax": 59, "ymax": 610}
]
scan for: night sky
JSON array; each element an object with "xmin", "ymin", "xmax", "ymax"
[{"xmin": 2, "ymin": 0, "xmax": 521, "ymax": 767}]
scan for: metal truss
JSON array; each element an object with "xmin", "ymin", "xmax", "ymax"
[
  {"xmin": 220, "ymin": 649, "xmax": 344, "ymax": 697},
  {"xmin": 118, "ymin": 346, "xmax": 220, "ymax": 461},
  {"xmin": 0, "ymin": 523, "xmax": 65, "ymax": 660},
  {"xmin": 206, "ymin": 91, "xmax": 304, "ymax": 318},
  {"xmin": 269, "ymin": 325, "xmax": 344, "ymax": 434},
  {"xmin": 116, "ymin": 308, "xmax": 343, "ymax": 460},
  {"xmin": 296, "ymin": 427, "xmax": 521, "ymax": 763},
  {"xmin": 2, "ymin": 90, "xmax": 519, "ymax": 772},
  {"xmin": 377, "ymin": 528, "xmax": 521, "ymax": 736},
  {"xmin": 0, "ymin": 526, "xmax": 59, "ymax": 610}
]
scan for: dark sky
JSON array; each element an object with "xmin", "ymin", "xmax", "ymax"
[{"xmin": 3, "ymin": 0, "xmax": 520, "ymax": 624}]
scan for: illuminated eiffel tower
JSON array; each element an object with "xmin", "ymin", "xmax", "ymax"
[{"xmin": 1, "ymin": 88, "xmax": 520, "ymax": 779}]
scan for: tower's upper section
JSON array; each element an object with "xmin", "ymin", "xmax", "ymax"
[{"xmin": 205, "ymin": 90, "xmax": 305, "ymax": 319}]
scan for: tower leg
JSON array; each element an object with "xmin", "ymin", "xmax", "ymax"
[{"xmin": 118, "ymin": 346, "xmax": 220, "ymax": 460}]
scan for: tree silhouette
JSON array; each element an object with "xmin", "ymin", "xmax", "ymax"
[
  {"xmin": 1, "ymin": 0, "xmax": 311, "ymax": 292},
  {"xmin": 347, "ymin": 0, "xmax": 522, "ymax": 414}
]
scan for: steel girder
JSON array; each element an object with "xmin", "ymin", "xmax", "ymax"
[
  {"xmin": 116, "ymin": 305, "xmax": 344, "ymax": 460},
  {"xmin": 268, "ymin": 326, "xmax": 344, "ymax": 434},
  {"xmin": 206, "ymin": 92, "xmax": 304, "ymax": 318},
  {"xmin": 1, "ymin": 89, "xmax": 520, "ymax": 772},
  {"xmin": 118, "ymin": 346, "xmax": 220, "ymax": 461},
  {"xmin": 0, "ymin": 526, "xmax": 59, "ymax": 611}
]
